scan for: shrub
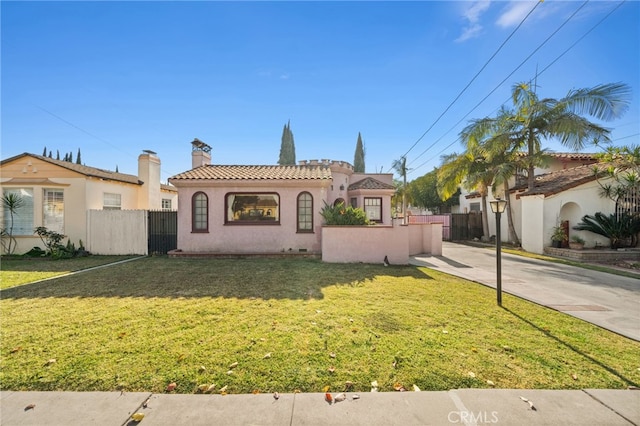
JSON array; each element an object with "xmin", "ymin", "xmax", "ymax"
[
  {"xmin": 573, "ymin": 213, "xmax": 640, "ymax": 249},
  {"xmin": 320, "ymin": 201, "xmax": 370, "ymax": 226}
]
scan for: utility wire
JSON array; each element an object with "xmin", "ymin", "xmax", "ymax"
[
  {"xmin": 33, "ymin": 103, "xmax": 179, "ymax": 179},
  {"xmin": 408, "ymin": 0, "xmax": 591, "ymax": 171},
  {"xmin": 389, "ymin": 0, "xmax": 543, "ymax": 173},
  {"xmin": 408, "ymin": 0, "xmax": 625, "ymax": 176}
]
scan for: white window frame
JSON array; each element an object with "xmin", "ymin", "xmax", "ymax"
[
  {"xmin": 43, "ymin": 188, "xmax": 64, "ymax": 233},
  {"xmin": 103, "ymin": 193, "xmax": 122, "ymax": 210}
]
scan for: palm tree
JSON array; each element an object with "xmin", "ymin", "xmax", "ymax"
[
  {"xmin": 437, "ymin": 149, "xmax": 494, "ymax": 241},
  {"xmin": 483, "ymin": 82, "xmax": 631, "ymax": 191},
  {"xmin": 2, "ymin": 192, "xmax": 24, "ymax": 255},
  {"xmin": 392, "ymin": 156, "xmax": 409, "ymax": 224}
]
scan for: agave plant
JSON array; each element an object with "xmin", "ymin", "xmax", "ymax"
[{"xmin": 573, "ymin": 212, "xmax": 640, "ymax": 249}]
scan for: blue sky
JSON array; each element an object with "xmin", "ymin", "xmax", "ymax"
[{"xmin": 2, "ymin": 1, "xmax": 638, "ymax": 182}]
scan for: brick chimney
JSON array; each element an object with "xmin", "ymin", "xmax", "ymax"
[{"xmin": 191, "ymin": 138, "xmax": 212, "ymax": 168}]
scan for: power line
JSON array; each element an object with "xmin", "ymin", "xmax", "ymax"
[
  {"xmin": 408, "ymin": 0, "xmax": 625, "ymax": 176},
  {"xmin": 408, "ymin": 0, "xmax": 591, "ymax": 171},
  {"xmin": 390, "ymin": 0, "xmax": 543, "ymax": 172},
  {"xmin": 33, "ymin": 103, "xmax": 179, "ymax": 179}
]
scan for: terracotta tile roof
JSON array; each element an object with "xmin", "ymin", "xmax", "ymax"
[
  {"xmin": 516, "ymin": 152, "xmax": 598, "ymax": 161},
  {"xmin": 514, "ymin": 163, "xmax": 605, "ymax": 197},
  {"xmin": 170, "ymin": 164, "xmax": 333, "ymax": 181},
  {"xmin": 348, "ymin": 177, "xmax": 395, "ymax": 190},
  {"xmin": 1, "ymin": 153, "xmax": 141, "ymax": 185},
  {"xmin": 161, "ymin": 184, "xmax": 177, "ymax": 192}
]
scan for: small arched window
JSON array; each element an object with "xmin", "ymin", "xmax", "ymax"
[
  {"xmin": 297, "ymin": 192, "xmax": 313, "ymax": 233},
  {"xmin": 192, "ymin": 192, "xmax": 208, "ymax": 232}
]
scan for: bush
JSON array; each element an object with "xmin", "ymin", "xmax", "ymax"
[
  {"xmin": 320, "ymin": 201, "xmax": 370, "ymax": 226},
  {"xmin": 573, "ymin": 213, "xmax": 640, "ymax": 249}
]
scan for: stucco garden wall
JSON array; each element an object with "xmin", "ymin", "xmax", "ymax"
[{"xmin": 322, "ymin": 223, "xmax": 442, "ymax": 264}]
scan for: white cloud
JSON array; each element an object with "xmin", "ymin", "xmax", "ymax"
[
  {"xmin": 455, "ymin": 0, "xmax": 491, "ymax": 42},
  {"xmin": 496, "ymin": 1, "xmax": 538, "ymax": 28},
  {"xmin": 279, "ymin": 73, "xmax": 290, "ymax": 80}
]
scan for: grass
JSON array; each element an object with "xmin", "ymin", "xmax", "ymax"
[
  {"xmin": 0, "ymin": 255, "xmax": 140, "ymax": 289},
  {"xmin": 1, "ymin": 257, "xmax": 638, "ymax": 395}
]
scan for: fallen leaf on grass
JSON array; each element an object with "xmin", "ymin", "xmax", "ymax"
[
  {"xmin": 117, "ymin": 332, "xmax": 127, "ymax": 339},
  {"xmin": 263, "ymin": 353, "xmax": 272, "ymax": 359},
  {"xmin": 219, "ymin": 385, "xmax": 228, "ymax": 395},
  {"xmin": 252, "ymin": 389, "xmax": 260, "ymax": 395},
  {"xmin": 226, "ymin": 370, "xmax": 234, "ymax": 375},
  {"xmin": 413, "ymin": 385, "xmax": 421, "ymax": 392},
  {"xmin": 328, "ymin": 366, "xmax": 335, "ymax": 373},
  {"xmin": 197, "ymin": 384, "xmax": 209, "ymax": 393},
  {"xmin": 166, "ymin": 382, "xmax": 177, "ymax": 392},
  {"xmin": 24, "ymin": 404, "xmax": 35, "ymax": 411},
  {"xmin": 10, "ymin": 347, "xmax": 22, "ymax": 354},
  {"xmin": 329, "ymin": 352, "xmax": 336, "ymax": 358},
  {"xmin": 468, "ymin": 372, "xmax": 476, "ymax": 378},
  {"xmin": 393, "ymin": 383, "xmax": 406, "ymax": 392},
  {"xmin": 198, "ymin": 365, "xmax": 206, "ymax": 372},
  {"xmin": 206, "ymin": 384, "xmax": 217, "ymax": 393},
  {"xmin": 229, "ymin": 362, "xmax": 238, "ymax": 369},
  {"xmin": 345, "ymin": 381, "xmax": 354, "ymax": 389},
  {"xmin": 571, "ymin": 374, "xmax": 578, "ymax": 380},
  {"xmin": 45, "ymin": 359, "xmax": 56, "ymax": 366},
  {"xmin": 487, "ymin": 380, "xmax": 495, "ymax": 387},
  {"xmin": 370, "ymin": 380, "xmax": 379, "ymax": 392}
]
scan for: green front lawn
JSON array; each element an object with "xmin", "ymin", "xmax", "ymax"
[
  {"xmin": 1, "ymin": 257, "xmax": 638, "ymax": 394},
  {"xmin": 0, "ymin": 256, "xmax": 140, "ymax": 289}
]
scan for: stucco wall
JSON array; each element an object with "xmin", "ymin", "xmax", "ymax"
[
  {"xmin": 408, "ymin": 223, "xmax": 443, "ymax": 256},
  {"xmin": 322, "ymin": 225, "xmax": 409, "ymax": 264},
  {"xmin": 175, "ymin": 183, "xmax": 327, "ymax": 254}
]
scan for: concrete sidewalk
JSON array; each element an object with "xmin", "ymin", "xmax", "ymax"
[
  {"xmin": 411, "ymin": 242, "xmax": 640, "ymax": 341},
  {"xmin": 1, "ymin": 389, "xmax": 638, "ymax": 426}
]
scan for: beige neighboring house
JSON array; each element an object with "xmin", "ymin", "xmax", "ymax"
[{"xmin": 0, "ymin": 151, "xmax": 177, "ymax": 254}]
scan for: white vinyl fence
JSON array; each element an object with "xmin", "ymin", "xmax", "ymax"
[{"xmin": 86, "ymin": 210, "xmax": 148, "ymax": 255}]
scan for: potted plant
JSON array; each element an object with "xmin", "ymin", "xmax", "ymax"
[
  {"xmin": 551, "ymin": 226, "xmax": 567, "ymax": 248},
  {"xmin": 569, "ymin": 235, "xmax": 585, "ymax": 250}
]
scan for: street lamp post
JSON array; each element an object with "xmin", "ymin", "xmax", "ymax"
[{"xmin": 489, "ymin": 197, "xmax": 508, "ymax": 306}]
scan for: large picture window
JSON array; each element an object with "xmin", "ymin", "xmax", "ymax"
[
  {"xmin": 364, "ymin": 197, "xmax": 382, "ymax": 222},
  {"xmin": 297, "ymin": 192, "xmax": 313, "ymax": 232},
  {"xmin": 44, "ymin": 189, "xmax": 64, "ymax": 233},
  {"xmin": 2, "ymin": 188, "xmax": 34, "ymax": 236},
  {"xmin": 226, "ymin": 193, "xmax": 279, "ymax": 224},
  {"xmin": 192, "ymin": 192, "xmax": 208, "ymax": 232}
]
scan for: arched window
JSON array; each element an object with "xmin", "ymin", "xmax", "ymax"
[
  {"xmin": 192, "ymin": 192, "xmax": 208, "ymax": 232},
  {"xmin": 297, "ymin": 192, "xmax": 313, "ymax": 233}
]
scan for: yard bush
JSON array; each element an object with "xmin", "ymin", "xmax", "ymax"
[{"xmin": 320, "ymin": 201, "xmax": 370, "ymax": 225}]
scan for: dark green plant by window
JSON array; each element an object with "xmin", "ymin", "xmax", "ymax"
[{"xmin": 320, "ymin": 201, "xmax": 370, "ymax": 226}]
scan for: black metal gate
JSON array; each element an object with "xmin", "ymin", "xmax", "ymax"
[
  {"xmin": 148, "ymin": 211, "xmax": 177, "ymax": 255},
  {"xmin": 450, "ymin": 212, "xmax": 483, "ymax": 241}
]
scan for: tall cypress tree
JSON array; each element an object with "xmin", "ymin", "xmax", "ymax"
[
  {"xmin": 278, "ymin": 121, "xmax": 296, "ymax": 165},
  {"xmin": 353, "ymin": 132, "xmax": 365, "ymax": 172},
  {"xmin": 76, "ymin": 148, "xmax": 82, "ymax": 164},
  {"xmin": 42, "ymin": 146, "xmax": 47, "ymax": 156},
  {"xmin": 56, "ymin": 150, "xmax": 60, "ymax": 160}
]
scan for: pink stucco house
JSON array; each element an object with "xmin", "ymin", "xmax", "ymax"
[{"xmin": 168, "ymin": 140, "xmax": 398, "ymax": 256}]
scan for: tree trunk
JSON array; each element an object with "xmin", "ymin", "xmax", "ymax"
[
  {"xmin": 504, "ymin": 181, "xmax": 520, "ymax": 246},
  {"xmin": 481, "ymin": 194, "xmax": 490, "ymax": 241},
  {"xmin": 527, "ymin": 131, "xmax": 535, "ymax": 191}
]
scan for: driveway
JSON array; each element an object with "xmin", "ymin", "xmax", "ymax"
[{"xmin": 411, "ymin": 242, "xmax": 640, "ymax": 341}]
